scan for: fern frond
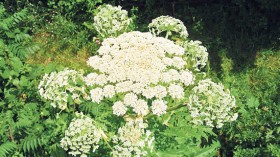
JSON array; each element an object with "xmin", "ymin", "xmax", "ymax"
[
  {"xmin": 79, "ymin": 102, "xmax": 95, "ymax": 113},
  {"xmin": 268, "ymin": 144, "xmax": 280, "ymax": 157},
  {"xmin": 23, "ymin": 44, "xmax": 40, "ymax": 56},
  {"xmin": 15, "ymin": 33, "xmax": 31, "ymax": 43},
  {"xmin": 0, "ymin": 142, "xmax": 17, "ymax": 157},
  {"xmin": 15, "ymin": 117, "xmax": 33, "ymax": 129},
  {"xmin": 21, "ymin": 135, "xmax": 45, "ymax": 153},
  {"xmin": 0, "ymin": 8, "xmax": 28, "ymax": 31},
  {"xmin": 0, "ymin": 5, "xmax": 6, "ymax": 18},
  {"xmin": 7, "ymin": 43, "xmax": 20, "ymax": 55},
  {"xmin": 49, "ymin": 143, "xmax": 69, "ymax": 157}
]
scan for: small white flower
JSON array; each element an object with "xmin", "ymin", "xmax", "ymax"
[
  {"xmin": 162, "ymin": 57, "xmax": 173, "ymax": 66},
  {"xmin": 182, "ymin": 40, "xmax": 208, "ymax": 71},
  {"xmin": 123, "ymin": 93, "xmax": 138, "ymax": 107},
  {"xmin": 168, "ymin": 84, "xmax": 184, "ymax": 99},
  {"xmin": 172, "ymin": 57, "xmax": 186, "ymax": 69},
  {"xmin": 103, "ymin": 85, "xmax": 115, "ymax": 98},
  {"xmin": 151, "ymin": 100, "xmax": 167, "ymax": 116},
  {"xmin": 188, "ymin": 79, "xmax": 237, "ymax": 128},
  {"xmin": 148, "ymin": 15, "xmax": 189, "ymax": 39},
  {"xmin": 84, "ymin": 73, "xmax": 99, "ymax": 86},
  {"xmin": 38, "ymin": 69, "xmax": 86, "ymax": 110},
  {"xmin": 153, "ymin": 85, "xmax": 167, "ymax": 99},
  {"xmin": 60, "ymin": 113, "xmax": 103, "ymax": 156},
  {"xmin": 90, "ymin": 88, "xmax": 103, "ymax": 104},
  {"xmin": 115, "ymin": 81, "xmax": 133, "ymax": 93},
  {"xmin": 95, "ymin": 74, "xmax": 108, "ymax": 86},
  {"xmin": 87, "ymin": 56, "xmax": 101, "ymax": 69},
  {"xmin": 180, "ymin": 70, "xmax": 195, "ymax": 86},
  {"xmin": 113, "ymin": 101, "xmax": 127, "ymax": 116},
  {"xmin": 94, "ymin": 4, "xmax": 132, "ymax": 38},
  {"xmin": 142, "ymin": 87, "xmax": 156, "ymax": 99},
  {"xmin": 112, "ymin": 119, "xmax": 154, "ymax": 156},
  {"xmin": 133, "ymin": 99, "xmax": 149, "ymax": 116}
]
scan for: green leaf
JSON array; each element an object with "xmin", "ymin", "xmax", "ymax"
[
  {"xmin": 247, "ymin": 96, "xmax": 260, "ymax": 109},
  {"xmin": 0, "ymin": 142, "xmax": 17, "ymax": 157},
  {"xmin": 0, "ymin": 57, "xmax": 6, "ymax": 66},
  {"xmin": 19, "ymin": 76, "xmax": 29, "ymax": 87},
  {"xmin": 194, "ymin": 141, "xmax": 220, "ymax": 157},
  {"xmin": 2, "ymin": 69, "xmax": 11, "ymax": 79},
  {"xmin": 5, "ymin": 32, "xmax": 15, "ymax": 38}
]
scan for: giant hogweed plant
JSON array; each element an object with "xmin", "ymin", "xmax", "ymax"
[{"xmin": 37, "ymin": 5, "xmax": 238, "ymax": 157}]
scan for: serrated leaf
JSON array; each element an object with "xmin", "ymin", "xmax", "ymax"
[
  {"xmin": 194, "ymin": 141, "xmax": 220, "ymax": 157},
  {"xmin": 0, "ymin": 142, "xmax": 17, "ymax": 157},
  {"xmin": 247, "ymin": 96, "xmax": 260, "ymax": 109},
  {"xmin": 5, "ymin": 32, "xmax": 15, "ymax": 38}
]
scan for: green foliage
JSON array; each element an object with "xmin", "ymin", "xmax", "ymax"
[
  {"xmin": 233, "ymin": 147, "xmax": 261, "ymax": 157},
  {"xmin": 267, "ymin": 144, "xmax": 280, "ymax": 157},
  {"xmin": 216, "ymin": 50, "xmax": 280, "ymax": 156},
  {"xmin": 0, "ymin": 4, "xmax": 39, "ymax": 60},
  {"xmin": 0, "ymin": 142, "xmax": 17, "ymax": 157},
  {"xmin": 0, "ymin": 5, "xmax": 71, "ymax": 157},
  {"xmin": 148, "ymin": 109, "xmax": 220, "ymax": 157},
  {"xmin": 47, "ymin": 0, "xmax": 103, "ymax": 22},
  {"xmin": 21, "ymin": 135, "xmax": 45, "ymax": 153},
  {"xmin": 34, "ymin": 13, "xmax": 101, "ymax": 57}
]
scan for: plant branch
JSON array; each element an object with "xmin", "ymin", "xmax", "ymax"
[{"xmin": 9, "ymin": 125, "xmax": 14, "ymax": 142}]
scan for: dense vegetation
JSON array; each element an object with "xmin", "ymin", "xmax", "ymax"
[{"xmin": 0, "ymin": 0, "xmax": 279, "ymax": 157}]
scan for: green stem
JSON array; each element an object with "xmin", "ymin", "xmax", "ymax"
[
  {"xmin": 166, "ymin": 103, "xmax": 187, "ymax": 112},
  {"xmin": 144, "ymin": 103, "xmax": 187, "ymax": 120},
  {"xmin": 103, "ymin": 136, "xmax": 113, "ymax": 151},
  {"xmin": 165, "ymin": 31, "xmax": 169, "ymax": 39}
]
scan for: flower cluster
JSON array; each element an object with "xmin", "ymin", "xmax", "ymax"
[
  {"xmin": 38, "ymin": 69, "xmax": 89, "ymax": 110},
  {"xmin": 181, "ymin": 40, "xmax": 208, "ymax": 71},
  {"xmin": 60, "ymin": 112, "xmax": 104, "ymax": 157},
  {"xmin": 148, "ymin": 15, "xmax": 188, "ymax": 39},
  {"xmin": 187, "ymin": 79, "xmax": 238, "ymax": 128},
  {"xmin": 94, "ymin": 4, "xmax": 132, "ymax": 38},
  {"xmin": 86, "ymin": 31, "xmax": 196, "ymax": 117},
  {"xmin": 112, "ymin": 118, "xmax": 154, "ymax": 157}
]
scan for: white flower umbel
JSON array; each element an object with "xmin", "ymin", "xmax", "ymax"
[
  {"xmin": 168, "ymin": 83, "xmax": 185, "ymax": 99},
  {"xmin": 123, "ymin": 93, "xmax": 138, "ymax": 107},
  {"xmin": 151, "ymin": 100, "xmax": 167, "ymax": 116},
  {"xmin": 94, "ymin": 4, "xmax": 132, "ymax": 38},
  {"xmin": 38, "ymin": 69, "xmax": 88, "ymax": 110},
  {"xmin": 112, "ymin": 118, "xmax": 154, "ymax": 157},
  {"xmin": 180, "ymin": 70, "xmax": 195, "ymax": 86},
  {"xmin": 60, "ymin": 112, "xmax": 103, "ymax": 157},
  {"xmin": 103, "ymin": 85, "xmax": 115, "ymax": 98},
  {"xmin": 90, "ymin": 87, "xmax": 103, "ymax": 103},
  {"xmin": 86, "ymin": 31, "xmax": 196, "ymax": 117},
  {"xmin": 113, "ymin": 101, "xmax": 128, "ymax": 116},
  {"xmin": 133, "ymin": 99, "xmax": 149, "ymax": 116},
  {"xmin": 188, "ymin": 79, "xmax": 238, "ymax": 128},
  {"xmin": 181, "ymin": 40, "xmax": 208, "ymax": 71},
  {"xmin": 148, "ymin": 15, "xmax": 188, "ymax": 39}
]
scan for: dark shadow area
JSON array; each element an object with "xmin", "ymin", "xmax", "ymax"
[{"xmin": 119, "ymin": 0, "xmax": 280, "ymax": 72}]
